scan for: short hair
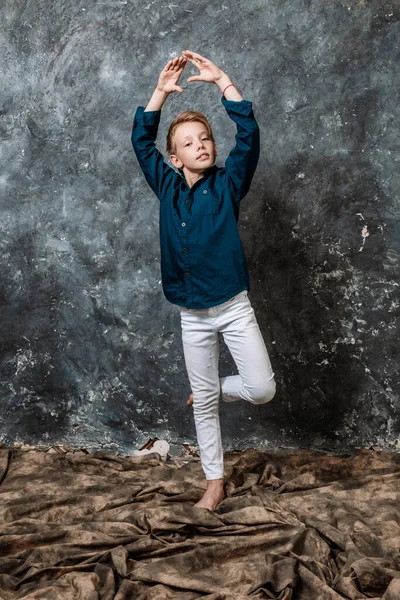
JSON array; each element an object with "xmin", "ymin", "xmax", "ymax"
[{"xmin": 166, "ymin": 111, "xmax": 215, "ymax": 154}]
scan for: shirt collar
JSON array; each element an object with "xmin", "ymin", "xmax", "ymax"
[{"xmin": 177, "ymin": 164, "xmax": 218, "ymax": 187}]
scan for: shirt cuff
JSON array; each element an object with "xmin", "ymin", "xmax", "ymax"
[
  {"xmin": 134, "ymin": 106, "xmax": 161, "ymax": 125},
  {"xmin": 221, "ymin": 97, "xmax": 253, "ymax": 115}
]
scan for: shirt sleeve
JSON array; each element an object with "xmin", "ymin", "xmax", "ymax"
[
  {"xmin": 131, "ymin": 107, "xmax": 177, "ymax": 201},
  {"xmin": 221, "ymin": 97, "xmax": 260, "ymax": 202}
]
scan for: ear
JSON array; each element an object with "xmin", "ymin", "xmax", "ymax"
[{"xmin": 169, "ymin": 154, "xmax": 183, "ymax": 169}]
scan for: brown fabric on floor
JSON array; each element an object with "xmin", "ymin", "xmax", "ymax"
[{"xmin": 0, "ymin": 447, "xmax": 399, "ymax": 599}]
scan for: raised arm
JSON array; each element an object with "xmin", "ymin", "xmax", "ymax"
[
  {"xmin": 182, "ymin": 51, "xmax": 259, "ymax": 201},
  {"xmin": 145, "ymin": 56, "xmax": 187, "ymax": 111},
  {"xmin": 222, "ymin": 99, "xmax": 260, "ymax": 202},
  {"xmin": 131, "ymin": 57, "xmax": 187, "ymax": 200}
]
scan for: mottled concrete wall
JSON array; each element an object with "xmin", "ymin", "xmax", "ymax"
[{"xmin": 1, "ymin": 0, "xmax": 399, "ymax": 453}]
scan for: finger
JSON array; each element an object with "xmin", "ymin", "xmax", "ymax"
[
  {"xmin": 182, "ymin": 56, "xmax": 198, "ymax": 68},
  {"xmin": 173, "ymin": 85, "xmax": 184, "ymax": 93},
  {"xmin": 189, "ymin": 57, "xmax": 208, "ymax": 70},
  {"xmin": 171, "ymin": 57, "xmax": 186, "ymax": 68},
  {"xmin": 165, "ymin": 58, "xmax": 180, "ymax": 71},
  {"xmin": 172, "ymin": 64, "xmax": 187, "ymax": 76},
  {"xmin": 182, "ymin": 50, "xmax": 201, "ymax": 64},
  {"xmin": 184, "ymin": 50, "xmax": 207, "ymax": 62},
  {"xmin": 187, "ymin": 76, "xmax": 203, "ymax": 82}
]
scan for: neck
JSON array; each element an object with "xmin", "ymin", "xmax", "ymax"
[{"xmin": 182, "ymin": 167, "xmax": 205, "ymax": 189}]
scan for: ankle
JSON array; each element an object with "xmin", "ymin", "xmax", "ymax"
[{"xmin": 206, "ymin": 479, "xmax": 224, "ymax": 490}]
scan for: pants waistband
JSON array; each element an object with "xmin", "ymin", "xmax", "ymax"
[{"xmin": 179, "ymin": 290, "xmax": 248, "ymax": 312}]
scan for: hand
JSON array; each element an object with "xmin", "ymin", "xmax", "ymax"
[
  {"xmin": 157, "ymin": 56, "xmax": 187, "ymax": 94},
  {"xmin": 182, "ymin": 50, "xmax": 225, "ymax": 84}
]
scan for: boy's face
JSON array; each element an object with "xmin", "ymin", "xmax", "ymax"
[{"xmin": 169, "ymin": 121, "xmax": 217, "ymax": 173}]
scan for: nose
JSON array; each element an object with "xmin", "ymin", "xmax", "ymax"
[{"xmin": 197, "ymin": 140, "xmax": 205, "ymax": 150}]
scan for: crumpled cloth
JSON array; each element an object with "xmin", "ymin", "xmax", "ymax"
[{"xmin": 0, "ymin": 447, "xmax": 399, "ymax": 599}]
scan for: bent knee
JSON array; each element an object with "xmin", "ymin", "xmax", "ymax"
[{"xmin": 249, "ymin": 378, "xmax": 276, "ymax": 405}]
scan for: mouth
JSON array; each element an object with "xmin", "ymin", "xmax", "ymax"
[{"xmin": 197, "ymin": 153, "xmax": 210, "ymax": 160}]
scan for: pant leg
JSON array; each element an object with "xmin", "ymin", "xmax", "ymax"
[
  {"xmin": 218, "ymin": 293, "xmax": 276, "ymax": 404},
  {"xmin": 180, "ymin": 307, "xmax": 223, "ymax": 480}
]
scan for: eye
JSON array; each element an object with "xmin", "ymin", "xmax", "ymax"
[
  {"xmin": 202, "ymin": 137, "xmax": 209, "ymax": 141},
  {"xmin": 184, "ymin": 142, "xmax": 191, "ymax": 147}
]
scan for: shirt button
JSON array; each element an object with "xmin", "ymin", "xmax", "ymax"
[
  {"xmin": 182, "ymin": 222, "xmax": 186, "ymax": 227},
  {"xmin": 183, "ymin": 247, "xmax": 188, "ymax": 252},
  {"xmin": 203, "ymin": 190, "xmax": 208, "ymax": 194},
  {"xmin": 185, "ymin": 272, "xmax": 190, "ymax": 277},
  {"xmin": 185, "ymin": 199, "xmax": 190, "ymax": 204}
]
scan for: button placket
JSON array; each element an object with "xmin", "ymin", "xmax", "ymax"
[
  {"xmin": 178, "ymin": 189, "xmax": 193, "ymax": 305},
  {"xmin": 180, "ymin": 214, "xmax": 192, "ymax": 302}
]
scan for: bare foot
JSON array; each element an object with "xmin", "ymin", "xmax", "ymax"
[
  {"xmin": 187, "ymin": 392, "xmax": 194, "ymax": 407},
  {"xmin": 194, "ymin": 479, "xmax": 225, "ymax": 511}
]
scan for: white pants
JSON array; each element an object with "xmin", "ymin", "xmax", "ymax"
[{"xmin": 179, "ymin": 290, "xmax": 276, "ymax": 480}]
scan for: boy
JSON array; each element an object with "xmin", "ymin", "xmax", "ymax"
[{"xmin": 131, "ymin": 51, "xmax": 276, "ymax": 511}]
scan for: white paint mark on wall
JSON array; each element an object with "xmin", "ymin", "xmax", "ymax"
[
  {"xmin": 16, "ymin": 350, "xmax": 35, "ymax": 374},
  {"xmin": 320, "ymin": 113, "xmax": 343, "ymax": 129},
  {"xmin": 359, "ymin": 225, "xmax": 370, "ymax": 252}
]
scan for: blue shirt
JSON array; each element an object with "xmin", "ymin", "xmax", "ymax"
[{"xmin": 131, "ymin": 97, "xmax": 260, "ymax": 309}]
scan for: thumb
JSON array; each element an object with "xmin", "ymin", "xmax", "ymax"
[
  {"xmin": 187, "ymin": 76, "xmax": 203, "ymax": 82},
  {"xmin": 173, "ymin": 85, "xmax": 184, "ymax": 93}
]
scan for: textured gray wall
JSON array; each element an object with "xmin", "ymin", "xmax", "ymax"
[{"xmin": 1, "ymin": 0, "xmax": 399, "ymax": 453}]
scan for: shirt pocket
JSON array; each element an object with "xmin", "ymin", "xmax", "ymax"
[{"xmin": 192, "ymin": 191, "xmax": 220, "ymax": 215}]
